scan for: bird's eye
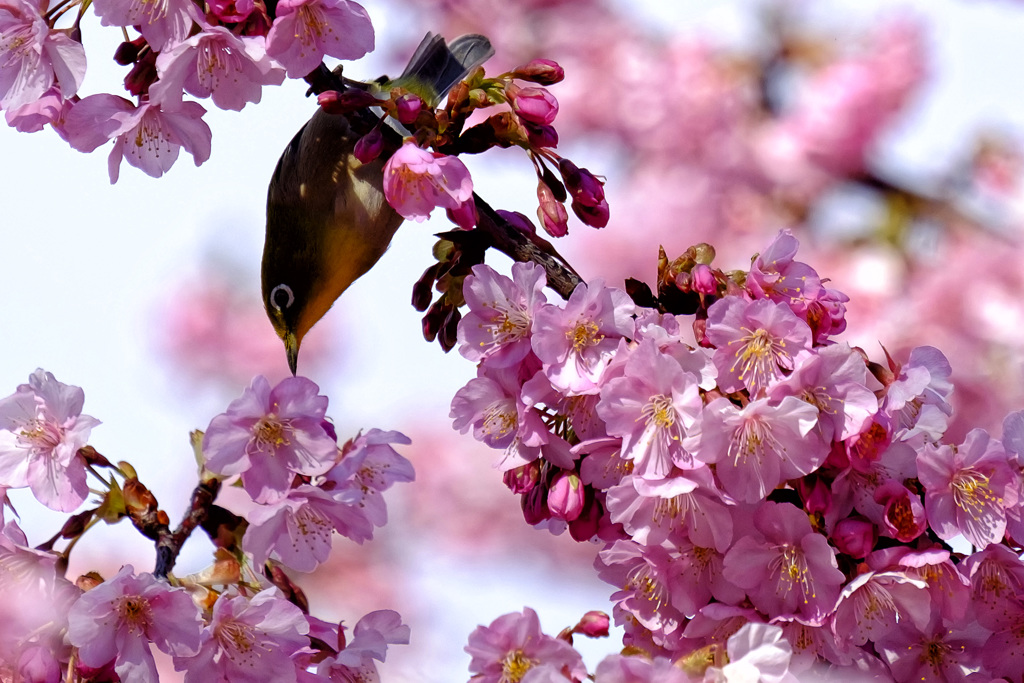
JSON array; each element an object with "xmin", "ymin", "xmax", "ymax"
[{"xmin": 270, "ymin": 284, "xmax": 295, "ymax": 312}]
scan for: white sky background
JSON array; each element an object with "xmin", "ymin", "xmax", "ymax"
[{"xmin": 2, "ymin": 0, "xmax": 1024, "ymax": 679}]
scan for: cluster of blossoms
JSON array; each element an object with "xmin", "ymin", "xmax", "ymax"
[
  {"xmin": 0, "ymin": 370, "xmax": 413, "ymax": 681},
  {"xmin": 0, "ymin": 0, "xmax": 377, "ymax": 179},
  {"xmin": 451, "ymin": 230, "xmax": 1024, "ymax": 681},
  {"xmin": 360, "ymin": 52, "xmax": 607, "ymax": 236}
]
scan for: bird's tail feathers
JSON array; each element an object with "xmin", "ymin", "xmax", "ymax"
[{"xmin": 400, "ymin": 32, "xmax": 494, "ymax": 105}]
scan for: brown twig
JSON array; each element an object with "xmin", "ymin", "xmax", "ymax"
[{"xmin": 153, "ymin": 479, "xmax": 221, "ymax": 578}]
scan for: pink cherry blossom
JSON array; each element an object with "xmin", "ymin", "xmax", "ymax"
[
  {"xmin": 531, "ymin": 279, "xmax": 635, "ymax": 394},
  {"xmin": 174, "ymin": 588, "xmax": 308, "ymax": 683},
  {"xmin": 745, "ymin": 230, "xmax": 823, "ymax": 313},
  {"xmin": 0, "ymin": 369, "xmax": 98, "ymax": 511},
  {"xmin": 266, "ymin": 0, "xmax": 373, "ymax": 78},
  {"xmin": 91, "ymin": 0, "xmax": 196, "ymax": 52},
  {"xmin": 382, "ymin": 141, "xmax": 474, "ymax": 222},
  {"xmin": 63, "ymin": 95, "xmax": 212, "ymax": 182},
  {"xmin": 202, "ymin": 375, "xmax": 338, "ymax": 503},
  {"xmin": 67, "ymin": 565, "xmax": 202, "ymax": 683},
  {"xmin": 152, "ymin": 25, "xmax": 285, "ymax": 112},
  {"xmin": 465, "ymin": 607, "xmax": 587, "ymax": 683},
  {"xmin": 597, "ymin": 339, "xmax": 703, "ymax": 479},
  {"xmin": 882, "ymin": 346, "xmax": 954, "ymax": 444},
  {"xmin": 766, "ymin": 344, "xmax": 878, "ymax": 443},
  {"xmin": 704, "ymin": 623, "xmax": 798, "ymax": 683},
  {"xmin": 605, "ymin": 469, "xmax": 733, "ymax": 551},
  {"xmin": 318, "ymin": 610, "xmax": 409, "ymax": 681},
  {"xmin": 0, "ymin": 0, "xmax": 86, "ymax": 110},
  {"xmin": 874, "ymin": 611, "xmax": 986, "ymax": 683},
  {"xmin": 722, "ymin": 501, "xmax": 844, "ymax": 622},
  {"xmin": 459, "ymin": 262, "xmax": 548, "ymax": 369},
  {"xmin": 917, "ymin": 428, "xmax": 1018, "ymax": 549},
  {"xmin": 451, "ymin": 363, "xmax": 574, "ymax": 471},
  {"xmin": 594, "ymin": 654, "xmax": 693, "ymax": 683},
  {"xmin": 596, "ymin": 540, "xmax": 689, "ymax": 644},
  {"xmin": 831, "ymin": 571, "xmax": 930, "ymax": 649},
  {"xmin": 234, "ymin": 484, "xmax": 368, "ymax": 571},
  {"xmin": 4, "ymin": 85, "xmax": 70, "ymax": 133},
  {"xmin": 696, "ymin": 396, "xmax": 825, "ymax": 504},
  {"xmin": 705, "ymin": 296, "xmax": 812, "ymax": 397}
]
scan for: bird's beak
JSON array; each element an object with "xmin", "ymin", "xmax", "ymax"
[{"xmin": 285, "ymin": 331, "xmax": 300, "ymax": 376}]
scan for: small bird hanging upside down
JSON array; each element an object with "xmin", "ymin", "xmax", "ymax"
[{"xmin": 261, "ymin": 33, "xmax": 494, "ymax": 375}]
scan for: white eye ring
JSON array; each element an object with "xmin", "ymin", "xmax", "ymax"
[{"xmin": 270, "ymin": 284, "xmax": 295, "ymax": 312}]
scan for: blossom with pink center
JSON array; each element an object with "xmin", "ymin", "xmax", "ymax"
[
  {"xmin": 868, "ymin": 546, "xmax": 972, "ymax": 625},
  {"xmin": 695, "ymin": 396, "xmax": 824, "ymax": 504},
  {"xmin": 317, "ymin": 610, "xmax": 409, "ymax": 681},
  {"xmin": 874, "ymin": 611, "xmax": 986, "ymax": 683},
  {"xmin": 151, "ymin": 25, "xmax": 285, "ymax": 111},
  {"xmin": 766, "ymin": 344, "xmax": 877, "ymax": 444},
  {"xmin": 962, "ymin": 544, "xmax": 1024, "ymax": 631},
  {"xmin": 0, "ymin": 369, "xmax": 99, "ymax": 511},
  {"xmin": 917, "ymin": 428, "xmax": 1018, "ymax": 549},
  {"xmin": 265, "ymin": 0, "xmax": 372, "ymax": 78},
  {"xmin": 532, "ymin": 280, "xmax": 635, "ymax": 394},
  {"xmin": 722, "ymin": 501, "xmax": 844, "ymax": 622},
  {"xmin": 605, "ymin": 469, "xmax": 733, "ymax": 551},
  {"xmin": 202, "ymin": 375, "xmax": 338, "ymax": 503},
  {"xmin": 63, "ymin": 95, "xmax": 212, "ymax": 182},
  {"xmin": 458, "ymin": 262, "xmax": 548, "ymax": 369},
  {"xmin": 746, "ymin": 230, "xmax": 823, "ymax": 313},
  {"xmin": 596, "ymin": 540, "xmax": 689, "ymax": 644},
  {"xmin": 0, "ymin": 0, "xmax": 86, "ymax": 110},
  {"xmin": 451, "ymin": 363, "xmax": 574, "ymax": 471},
  {"xmin": 831, "ymin": 570, "xmax": 931, "ymax": 649},
  {"xmin": 873, "ymin": 479, "xmax": 927, "ymax": 542},
  {"xmin": 882, "ymin": 346, "xmax": 954, "ymax": 444},
  {"xmin": 704, "ymin": 623, "xmax": 798, "ymax": 683},
  {"xmin": 174, "ymin": 588, "xmax": 308, "ymax": 683},
  {"xmin": 597, "ymin": 339, "xmax": 703, "ymax": 479},
  {"xmin": 324, "ymin": 428, "xmax": 414, "ymax": 498},
  {"xmin": 705, "ymin": 296, "xmax": 812, "ymax": 397},
  {"xmin": 231, "ymin": 484, "xmax": 367, "ymax": 571},
  {"xmin": 465, "ymin": 607, "xmax": 587, "ymax": 683},
  {"xmin": 67, "ymin": 565, "xmax": 202, "ymax": 683},
  {"xmin": 92, "ymin": 0, "xmax": 195, "ymax": 52},
  {"xmin": 382, "ymin": 141, "xmax": 474, "ymax": 222}
]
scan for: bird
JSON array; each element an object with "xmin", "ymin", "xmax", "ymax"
[{"xmin": 262, "ymin": 33, "xmax": 494, "ymax": 375}]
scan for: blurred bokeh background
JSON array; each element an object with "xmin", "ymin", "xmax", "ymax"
[{"xmin": 3, "ymin": 0, "xmax": 1024, "ymax": 679}]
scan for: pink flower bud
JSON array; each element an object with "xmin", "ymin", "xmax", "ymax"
[
  {"xmin": 571, "ymin": 198, "xmax": 609, "ymax": 229},
  {"xmin": 495, "ymin": 209, "xmax": 537, "ymax": 234},
  {"xmin": 832, "ymin": 517, "xmax": 877, "ymax": 559},
  {"xmin": 521, "ymin": 485, "xmax": 550, "ymax": 525},
  {"xmin": 208, "ymin": 0, "xmax": 254, "ymax": 22},
  {"xmin": 537, "ymin": 181, "xmax": 568, "ymax": 237},
  {"xmin": 504, "ymin": 462, "xmax": 540, "ymax": 494},
  {"xmin": 797, "ymin": 476, "xmax": 832, "ymax": 516},
  {"xmin": 445, "ymin": 199, "xmax": 478, "ymax": 230},
  {"xmin": 573, "ymin": 611, "xmax": 610, "ymax": 638},
  {"xmin": 691, "ymin": 264, "xmax": 717, "ymax": 295},
  {"xmin": 524, "ymin": 121, "xmax": 558, "ymax": 149},
  {"xmin": 513, "ymin": 58, "xmax": 565, "ymax": 85},
  {"xmin": 509, "ymin": 84, "xmax": 559, "ymax": 125},
  {"xmin": 354, "ymin": 127, "xmax": 383, "ymax": 163},
  {"xmin": 318, "ymin": 88, "xmax": 379, "ymax": 115},
  {"xmin": 547, "ymin": 471, "xmax": 584, "ymax": 522},
  {"xmin": 395, "ymin": 93, "xmax": 423, "ymax": 125}
]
